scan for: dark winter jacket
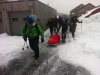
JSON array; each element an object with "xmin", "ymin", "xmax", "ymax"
[
  {"xmin": 69, "ymin": 16, "xmax": 80, "ymax": 32},
  {"xmin": 58, "ymin": 17, "xmax": 63, "ymax": 25},
  {"xmin": 46, "ymin": 19, "xmax": 55, "ymax": 28},
  {"xmin": 54, "ymin": 17, "xmax": 57, "ymax": 27},
  {"xmin": 63, "ymin": 17, "xmax": 68, "ymax": 27},
  {"xmin": 62, "ymin": 21, "xmax": 68, "ymax": 31},
  {"xmin": 70, "ymin": 17, "xmax": 80, "ymax": 25}
]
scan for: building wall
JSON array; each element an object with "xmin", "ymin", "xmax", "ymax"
[
  {"xmin": 35, "ymin": 1, "xmax": 57, "ymax": 30},
  {"xmin": 0, "ymin": 1, "xmax": 32, "ymax": 35},
  {"xmin": 0, "ymin": 1, "xmax": 31, "ymax": 12},
  {"xmin": 76, "ymin": 4, "xmax": 95, "ymax": 17},
  {"xmin": 0, "ymin": 1, "xmax": 57, "ymax": 35},
  {"xmin": 0, "ymin": 12, "xmax": 4, "ymax": 34},
  {"xmin": 9, "ymin": 11, "xmax": 31, "ymax": 35},
  {"xmin": 70, "ymin": 3, "xmax": 95, "ymax": 17},
  {"xmin": 70, "ymin": 4, "xmax": 84, "ymax": 15}
]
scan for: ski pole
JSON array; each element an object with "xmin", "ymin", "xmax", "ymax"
[
  {"xmin": 81, "ymin": 22, "xmax": 82, "ymax": 34},
  {"xmin": 46, "ymin": 26, "xmax": 47, "ymax": 37},
  {"xmin": 25, "ymin": 41, "xmax": 29, "ymax": 49},
  {"xmin": 22, "ymin": 42, "xmax": 26, "ymax": 50},
  {"xmin": 68, "ymin": 26, "xmax": 70, "ymax": 42}
]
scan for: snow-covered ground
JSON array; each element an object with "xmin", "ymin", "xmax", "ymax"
[
  {"xmin": 58, "ymin": 7, "xmax": 100, "ymax": 75},
  {"xmin": 58, "ymin": 22, "xmax": 100, "ymax": 75},
  {"xmin": 0, "ymin": 7, "xmax": 100, "ymax": 75}
]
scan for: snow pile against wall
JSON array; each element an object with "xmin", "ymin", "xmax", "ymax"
[
  {"xmin": 0, "ymin": 33, "xmax": 24, "ymax": 66},
  {"xmin": 0, "ymin": 33, "xmax": 9, "ymax": 39},
  {"xmin": 86, "ymin": 7, "xmax": 100, "ymax": 18},
  {"xmin": 79, "ymin": 13, "xmax": 100, "ymax": 23},
  {"xmin": 79, "ymin": 6, "xmax": 100, "ymax": 23},
  {"xmin": 58, "ymin": 6, "xmax": 100, "ymax": 75}
]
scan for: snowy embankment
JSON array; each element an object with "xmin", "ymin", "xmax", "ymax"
[
  {"xmin": 0, "ymin": 33, "xmax": 24, "ymax": 66},
  {"xmin": 0, "ymin": 28, "xmax": 51, "ymax": 67},
  {"xmin": 58, "ymin": 7, "xmax": 100, "ymax": 75}
]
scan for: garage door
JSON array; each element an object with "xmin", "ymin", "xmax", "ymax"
[
  {"xmin": 9, "ymin": 11, "xmax": 31, "ymax": 35},
  {"xmin": 0, "ymin": 13, "xmax": 4, "ymax": 34}
]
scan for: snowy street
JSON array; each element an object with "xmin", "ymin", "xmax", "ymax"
[
  {"xmin": 0, "ymin": 7, "xmax": 100, "ymax": 75},
  {"xmin": 0, "ymin": 34, "xmax": 91, "ymax": 75}
]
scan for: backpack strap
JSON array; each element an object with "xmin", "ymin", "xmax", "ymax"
[
  {"xmin": 25, "ymin": 22, "xmax": 27, "ymax": 32},
  {"xmin": 35, "ymin": 23, "xmax": 40, "ymax": 36},
  {"xmin": 25, "ymin": 22, "xmax": 40, "ymax": 37},
  {"xmin": 24, "ymin": 22, "xmax": 27, "ymax": 36}
]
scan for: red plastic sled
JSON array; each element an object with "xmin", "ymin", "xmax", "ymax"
[{"xmin": 47, "ymin": 34, "xmax": 60, "ymax": 45}]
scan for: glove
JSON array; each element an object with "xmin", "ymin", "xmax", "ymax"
[
  {"xmin": 41, "ymin": 38, "xmax": 44, "ymax": 42},
  {"xmin": 23, "ymin": 36, "xmax": 27, "ymax": 41}
]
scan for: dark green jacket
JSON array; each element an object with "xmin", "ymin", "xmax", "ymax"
[
  {"xmin": 69, "ymin": 17, "xmax": 81, "ymax": 32},
  {"xmin": 21, "ymin": 22, "xmax": 44, "ymax": 39},
  {"xmin": 70, "ymin": 18, "xmax": 80, "ymax": 25}
]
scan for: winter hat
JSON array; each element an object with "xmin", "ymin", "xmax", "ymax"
[
  {"xmin": 27, "ymin": 17, "xmax": 34, "ymax": 24},
  {"xmin": 29, "ymin": 15, "xmax": 38, "ymax": 22}
]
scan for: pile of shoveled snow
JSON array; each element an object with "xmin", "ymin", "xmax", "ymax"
[{"xmin": 79, "ymin": 6, "xmax": 100, "ymax": 23}]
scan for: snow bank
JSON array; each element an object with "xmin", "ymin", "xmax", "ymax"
[
  {"xmin": 58, "ymin": 10, "xmax": 100, "ymax": 75},
  {"xmin": 79, "ymin": 6, "xmax": 100, "ymax": 23},
  {"xmin": 0, "ymin": 33, "xmax": 24, "ymax": 66}
]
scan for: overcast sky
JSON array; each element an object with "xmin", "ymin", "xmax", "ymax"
[{"xmin": 38, "ymin": 0, "xmax": 100, "ymax": 14}]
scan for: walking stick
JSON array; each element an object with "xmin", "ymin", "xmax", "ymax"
[
  {"xmin": 46, "ymin": 26, "xmax": 47, "ymax": 37},
  {"xmin": 25, "ymin": 41, "xmax": 29, "ymax": 49},
  {"xmin": 68, "ymin": 26, "xmax": 70, "ymax": 42},
  {"xmin": 22, "ymin": 42, "xmax": 26, "ymax": 50},
  {"xmin": 22, "ymin": 41, "xmax": 29, "ymax": 50},
  {"xmin": 81, "ymin": 21, "xmax": 82, "ymax": 34}
]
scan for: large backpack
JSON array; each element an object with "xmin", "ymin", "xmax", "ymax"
[{"xmin": 29, "ymin": 15, "xmax": 38, "ymax": 22}]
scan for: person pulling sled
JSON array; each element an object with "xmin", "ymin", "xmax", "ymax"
[{"xmin": 57, "ymin": 16, "xmax": 68, "ymax": 43}]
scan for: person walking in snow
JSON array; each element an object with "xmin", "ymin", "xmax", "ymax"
[
  {"xmin": 21, "ymin": 15, "xmax": 44, "ymax": 64},
  {"xmin": 46, "ymin": 18, "xmax": 55, "ymax": 36},
  {"xmin": 69, "ymin": 16, "xmax": 82, "ymax": 38},
  {"xmin": 53, "ymin": 17, "xmax": 57, "ymax": 33},
  {"xmin": 61, "ymin": 16, "xmax": 69, "ymax": 42},
  {"xmin": 57, "ymin": 16, "xmax": 68, "ymax": 42},
  {"xmin": 57, "ymin": 16, "xmax": 62, "ymax": 33}
]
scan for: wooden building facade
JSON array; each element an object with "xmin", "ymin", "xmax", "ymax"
[
  {"xmin": 70, "ymin": 4, "xmax": 85, "ymax": 16},
  {"xmin": 76, "ymin": 3, "xmax": 95, "ymax": 17},
  {"xmin": 70, "ymin": 3, "xmax": 95, "ymax": 17},
  {"xmin": 0, "ymin": 0, "xmax": 57, "ymax": 35}
]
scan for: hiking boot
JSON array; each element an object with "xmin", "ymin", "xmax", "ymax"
[
  {"xmin": 34, "ymin": 58, "xmax": 39, "ymax": 64},
  {"xmin": 63, "ymin": 39, "xmax": 66, "ymax": 43},
  {"xmin": 61, "ymin": 39, "xmax": 65, "ymax": 43},
  {"xmin": 72, "ymin": 34, "xmax": 75, "ymax": 38},
  {"xmin": 61, "ymin": 39, "xmax": 64, "ymax": 42}
]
